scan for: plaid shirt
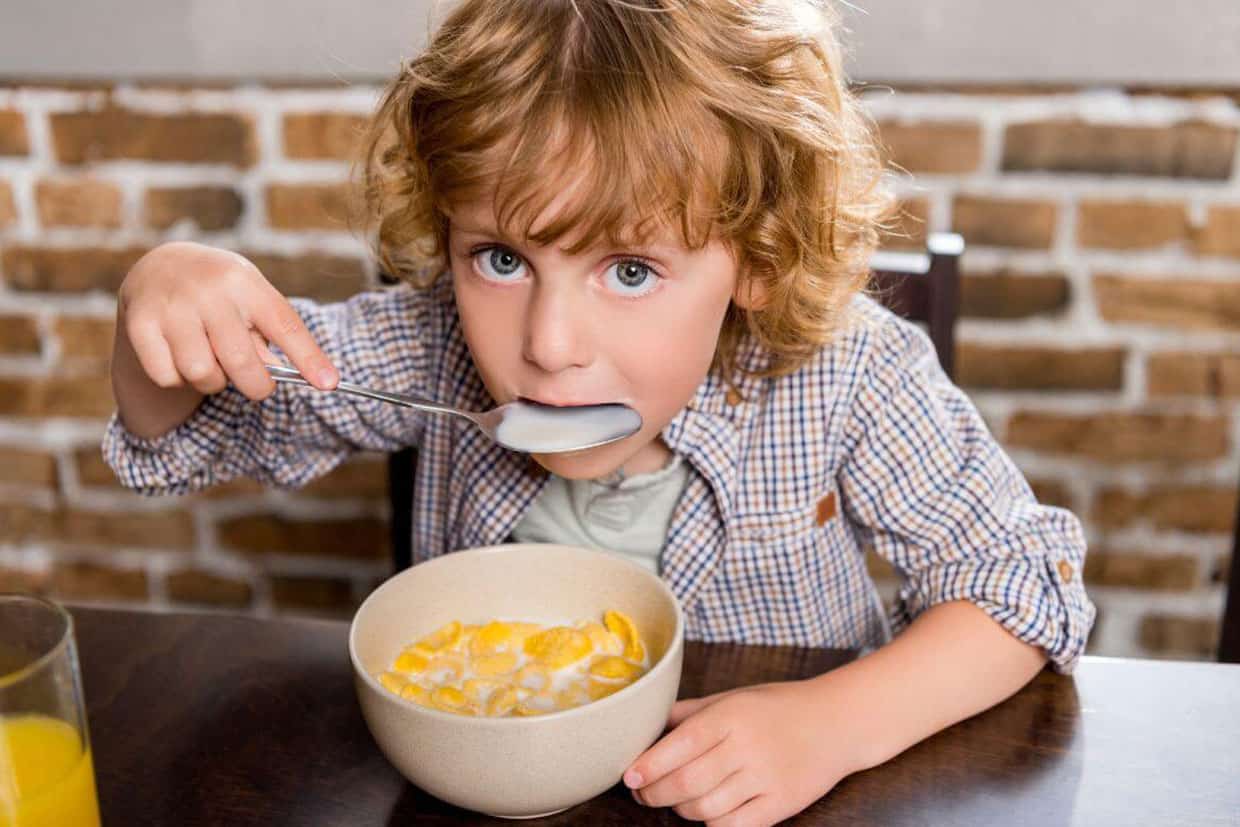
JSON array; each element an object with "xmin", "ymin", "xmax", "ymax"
[{"xmin": 104, "ymin": 280, "xmax": 1095, "ymax": 673}]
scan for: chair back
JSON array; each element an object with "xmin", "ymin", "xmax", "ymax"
[
  {"xmin": 1219, "ymin": 496, "xmax": 1240, "ymax": 662},
  {"xmin": 868, "ymin": 232, "xmax": 964, "ymax": 379}
]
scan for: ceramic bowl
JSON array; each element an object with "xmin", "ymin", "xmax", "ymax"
[{"xmin": 349, "ymin": 543, "xmax": 684, "ymax": 818}]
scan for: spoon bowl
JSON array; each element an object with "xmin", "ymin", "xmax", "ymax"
[
  {"xmin": 265, "ymin": 364, "xmax": 642, "ymax": 454},
  {"xmin": 482, "ymin": 399, "xmax": 643, "ymax": 453}
]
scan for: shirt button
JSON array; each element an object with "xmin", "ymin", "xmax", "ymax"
[
  {"xmin": 725, "ymin": 388, "xmax": 744, "ymax": 406},
  {"xmin": 1057, "ymin": 560, "xmax": 1074, "ymax": 582}
]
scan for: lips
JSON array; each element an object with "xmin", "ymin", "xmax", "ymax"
[{"xmin": 518, "ymin": 394, "xmax": 612, "ymax": 408}]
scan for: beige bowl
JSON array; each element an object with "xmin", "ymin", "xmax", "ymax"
[{"xmin": 349, "ymin": 543, "xmax": 685, "ymax": 819}]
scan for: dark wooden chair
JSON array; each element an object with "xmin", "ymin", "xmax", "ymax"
[
  {"xmin": 1219, "ymin": 495, "xmax": 1240, "ymax": 662},
  {"xmin": 868, "ymin": 231, "xmax": 964, "ymax": 380},
  {"xmin": 387, "ymin": 233, "xmax": 965, "ymax": 571},
  {"xmin": 389, "ymin": 445, "xmax": 417, "ymax": 573}
]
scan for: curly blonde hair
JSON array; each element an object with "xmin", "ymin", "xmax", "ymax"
[{"xmin": 360, "ymin": 0, "xmax": 893, "ymax": 379}]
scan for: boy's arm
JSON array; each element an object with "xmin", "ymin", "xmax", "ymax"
[
  {"xmin": 626, "ymin": 601, "xmax": 1046, "ymax": 827},
  {"xmin": 836, "ymin": 313, "xmax": 1096, "ymax": 674},
  {"xmin": 105, "ymin": 286, "xmax": 440, "ymax": 496},
  {"xmin": 110, "ymin": 242, "xmax": 341, "ymax": 440},
  {"xmin": 626, "ymin": 312, "xmax": 1092, "ymax": 826},
  {"xmin": 802, "ymin": 599, "xmax": 1046, "ymax": 771}
]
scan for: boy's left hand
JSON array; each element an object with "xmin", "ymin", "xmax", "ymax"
[{"xmin": 623, "ymin": 679, "xmax": 858, "ymax": 826}]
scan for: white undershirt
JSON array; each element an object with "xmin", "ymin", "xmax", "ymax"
[{"xmin": 510, "ymin": 455, "xmax": 690, "ymax": 573}]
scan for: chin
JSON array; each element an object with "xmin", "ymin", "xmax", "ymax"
[{"xmin": 530, "ymin": 441, "xmax": 636, "ymax": 480}]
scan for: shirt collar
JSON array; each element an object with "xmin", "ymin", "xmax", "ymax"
[{"xmin": 663, "ymin": 335, "xmax": 770, "ymax": 526}]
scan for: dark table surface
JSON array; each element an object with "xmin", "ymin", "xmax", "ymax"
[{"xmin": 71, "ymin": 606, "xmax": 1240, "ymax": 826}]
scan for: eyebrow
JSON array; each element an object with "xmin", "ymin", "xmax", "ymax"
[
  {"xmin": 449, "ymin": 220, "xmax": 502, "ymax": 237},
  {"xmin": 448, "ymin": 220, "xmax": 532, "ymax": 252}
]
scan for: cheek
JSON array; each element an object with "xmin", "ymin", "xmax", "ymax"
[
  {"xmin": 606, "ymin": 286, "xmax": 730, "ymax": 404},
  {"xmin": 452, "ymin": 269, "xmax": 520, "ymax": 384},
  {"xmin": 615, "ymin": 325, "xmax": 712, "ymax": 389}
]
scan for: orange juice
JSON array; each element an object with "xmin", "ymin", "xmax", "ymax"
[{"xmin": 0, "ymin": 715, "xmax": 100, "ymax": 827}]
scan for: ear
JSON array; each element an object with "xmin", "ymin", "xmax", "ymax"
[{"xmin": 732, "ymin": 272, "xmax": 768, "ymax": 311}]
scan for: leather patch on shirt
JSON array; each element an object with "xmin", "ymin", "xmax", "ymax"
[{"xmin": 816, "ymin": 491, "xmax": 837, "ymax": 525}]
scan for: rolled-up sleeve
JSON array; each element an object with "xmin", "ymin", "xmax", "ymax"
[
  {"xmin": 103, "ymin": 285, "xmax": 438, "ymax": 496},
  {"xmin": 837, "ymin": 316, "xmax": 1096, "ymax": 673}
]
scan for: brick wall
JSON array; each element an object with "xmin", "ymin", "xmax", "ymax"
[{"xmin": 0, "ymin": 83, "xmax": 1237, "ymax": 660}]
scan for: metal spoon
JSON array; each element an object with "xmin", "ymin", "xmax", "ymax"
[{"xmin": 265, "ymin": 364, "xmax": 642, "ymax": 454}]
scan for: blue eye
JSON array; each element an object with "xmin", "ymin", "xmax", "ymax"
[
  {"xmin": 603, "ymin": 259, "xmax": 660, "ymax": 297},
  {"xmin": 474, "ymin": 247, "xmax": 527, "ymax": 282}
]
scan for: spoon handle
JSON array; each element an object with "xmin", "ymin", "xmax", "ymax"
[{"xmin": 264, "ymin": 364, "xmax": 470, "ymax": 421}]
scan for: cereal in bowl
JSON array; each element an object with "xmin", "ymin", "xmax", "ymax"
[{"xmin": 374, "ymin": 611, "xmax": 650, "ymax": 716}]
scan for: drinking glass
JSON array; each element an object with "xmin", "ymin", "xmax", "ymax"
[{"xmin": 0, "ymin": 594, "xmax": 101, "ymax": 827}]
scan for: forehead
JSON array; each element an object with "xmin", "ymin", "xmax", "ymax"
[
  {"xmin": 446, "ymin": 168, "xmax": 593, "ymax": 237},
  {"xmin": 433, "ymin": 101, "xmax": 726, "ymax": 254}
]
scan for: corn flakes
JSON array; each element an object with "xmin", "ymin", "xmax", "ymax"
[{"xmin": 374, "ymin": 610, "xmax": 650, "ymax": 717}]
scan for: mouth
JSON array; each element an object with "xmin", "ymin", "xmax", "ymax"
[{"xmin": 517, "ymin": 394, "xmax": 618, "ymax": 409}]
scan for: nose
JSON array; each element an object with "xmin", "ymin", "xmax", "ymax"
[{"xmin": 521, "ymin": 280, "xmax": 594, "ymax": 374}]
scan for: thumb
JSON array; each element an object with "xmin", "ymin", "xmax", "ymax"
[
  {"xmin": 667, "ymin": 695, "xmax": 719, "ymax": 727},
  {"xmin": 668, "ymin": 685, "xmax": 755, "ymax": 727}
]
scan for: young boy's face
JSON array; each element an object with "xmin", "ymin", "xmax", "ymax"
[{"xmin": 448, "ymin": 197, "xmax": 740, "ymax": 480}]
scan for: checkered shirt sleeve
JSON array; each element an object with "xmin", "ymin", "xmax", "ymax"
[
  {"xmin": 837, "ymin": 315, "xmax": 1096, "ymax": 673},
  {"xmin": 102, "ymin": 287, "xmax": 434, "ymax": 495}
]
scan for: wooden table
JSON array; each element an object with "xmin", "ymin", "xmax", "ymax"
[{"xmin": 71, "ymin": 607, "xmax": 1240, "ymax": 826}]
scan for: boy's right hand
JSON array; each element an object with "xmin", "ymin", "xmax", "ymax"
[{"xmin": 110, "ymin": 241, "xmax": 339, "ymax": 439}]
